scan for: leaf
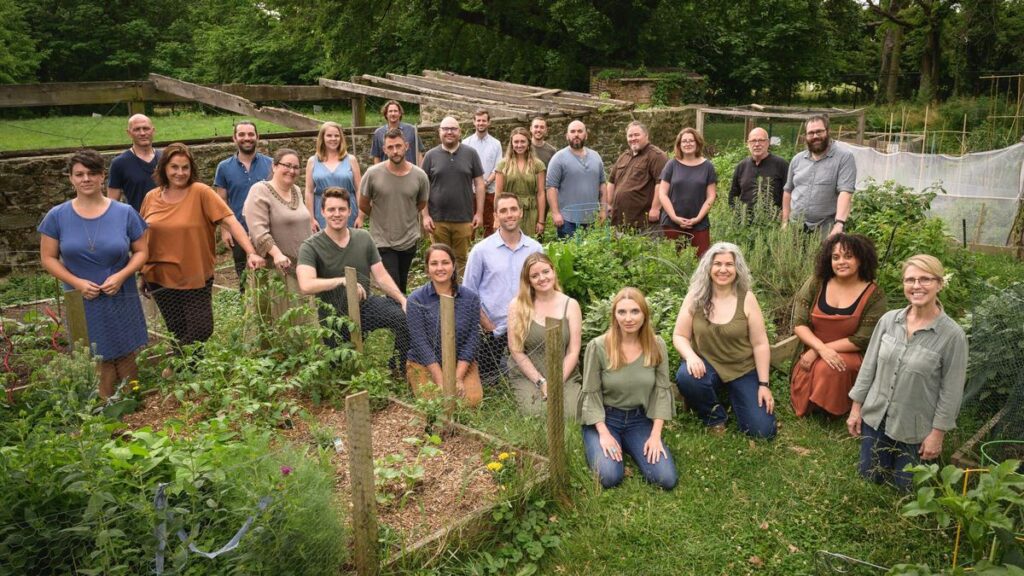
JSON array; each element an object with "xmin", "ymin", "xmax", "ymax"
[{"xmin": 748, "ymin": 555, "xmax": 764, "ymax": 567}]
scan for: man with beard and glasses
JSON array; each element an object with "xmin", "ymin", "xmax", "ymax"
[
  {"xmin": 608, "ymin": 121, "xmax": 668, "ymax": 230},
  {"xmin": 782, "ymin": 115, "xmax": 856, "ymax": 237},
  {"xmin": 546, "ymin": 120, "xmax": 608, "ymax": 238},
  {"xmin": 213, "ymin": 121, "xmax": 273, "ymax": 290},
  {"xmin": 358, "ymin": 128, "xmax": 430, "ymax": 294}
]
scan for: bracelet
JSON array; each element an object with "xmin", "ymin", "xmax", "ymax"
[
  {"xmin": 758, "ymin": 381, "xmax": 770, "ymax": 388},
  {"xmin": 834, "ymin": 219, "xmax": 846, "ymax": 226},
  {"xmin": 535, "ymin": 377, "xmax": 546, "ymax": 389}
]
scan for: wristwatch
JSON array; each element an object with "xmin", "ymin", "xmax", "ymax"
[
  {"xmin": 535, "ymin": 377, "xmax": 547, "ymax": 389},
  {"xmin": 758, "ymin": 381, "xmax": 770, "ymax": 388}
]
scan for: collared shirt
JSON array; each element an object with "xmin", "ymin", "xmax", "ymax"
[
  {"xmin": 462, "ymin": 230, "xmax": 542, "ymax": 336},
  {"xmin": 421, "ymin": 144, "xmax": 484, "ymax": 222},
  {"xmin": 213, "ymin": 153, "xmax": 273, "ymax": 230},
  {"xmin": 849, "ymin": 305, "xmax": 968, "ymax": 444},
  {"xmin": 406, "ymin": 282, "xmax": 481, "ymax": 366},
  {"xmin": 370, "ymin": 122, "xmax": 425, "ymax": 164},
  {"xmin": 545, "ymin": 147, "xmax": 606, "ymax": 224},
  {"xmin": 784, "ymin": 142, "xmax": 856, "ymax": 225},
  {"xmin": 729, "ymin": 152, "xmax": 788, "ymax": 208},
  {"xmin": 608, "ymin": 143, "xmax": 668, "ymax": 228},
  {"xmin": 461, "ymin": 132, "xmax": 503, "ymax": 194}
]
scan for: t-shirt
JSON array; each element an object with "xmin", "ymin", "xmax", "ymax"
[
  {"xmin": 359, "ymin": 162, "xmax": 430, "ymax": 251},
  {"xmin": 421, "ymin": 144, "xmax": 484, "ymax": 222},
  {"xmin": 608, "ymin": 144, "xmax": 668, "ymax": 228},
  {"xmin": 659, "ymin": 158, "xmax": 717, "ymax": 232},
  {"xmin": 533, "ymin": 142, "xmax": 557, "ymax": 167},
  {"xmin": 297, "ymin": 229, "xmax": 382, "ymax": 313},
  {"xmin": 139, "ymin": 183, "xmax": 234, "ymax": 289},
  {"xmin": 108, "ymin": 148, "xmax": 161, "ymax": 212},
  {"xmin": 370, "ymin": 122, "xmax": 425, "ymax": 164},
  {"xmin": 213, "ymin": 153, "xmax": 273, "ymax": 230},
  {"xmin": 545, "ymin": 147, "xmax": 605, "ymax": 225},
  {"xmin": 242, "ymin": 181, "xmax": 311, "ymax": 263},
  {"xmin": 729, "ymin": 153, "xmax": 788, "ymax": 208}
]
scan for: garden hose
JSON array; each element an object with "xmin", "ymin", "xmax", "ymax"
[{"xmin": 979, "ymin": 439, "xmax": 1024, "ymax": 468}]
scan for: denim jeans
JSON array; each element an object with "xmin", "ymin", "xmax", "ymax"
[
  {"xmin": 858, "ymin": 419, "xmax": 920, "ymax": 491},
  {"xmin": 556, "ymin": 220, "xmax": 589, "ymax": 239},
  {"xmin": 675, "ymin": 359, "xmax": 777, "ymax": 439},
  {"xmin": 582, "ymin": 406, "xmax": 678, "ymax": 490}
]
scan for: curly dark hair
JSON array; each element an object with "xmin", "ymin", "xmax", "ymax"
[{"xmin": 814, "ymin": 233, "xmax": 878, "ymax": 283}]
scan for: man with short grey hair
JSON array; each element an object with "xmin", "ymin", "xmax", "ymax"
[
  {"xmin": 730, "ymin": 127, "xmax": 788, "ymax": 212},
  {"xmin": 108, "ymin": 114, "xmax": 160, "ymax": 212},
  {"xmin": 545, "ymin": 120, "xmax": 607, "ymax": 238},
  {"xmin": 782, "ymin": 115, "xmax": 856, "ymax": 237}
]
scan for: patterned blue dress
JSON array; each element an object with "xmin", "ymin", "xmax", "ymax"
[
  {"xmin": 311, "ymin": 154, "xmax": 356, "ymax": 229},
  {"xmin": 38, "ymin": 201, "xmax": 149, "ymax": 360}
]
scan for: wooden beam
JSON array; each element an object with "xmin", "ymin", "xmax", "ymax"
[
  {"xmin": 526, "ymin": 88, "xmax": 563, "ymax": 97},
  {"xmin": 148, "ymin": 74, "xmax": 322, "ymax": 131},
  {"xmin": 351, "ymin": 96, "xmax": 366, "ymax": 127},
  {"xmin": 391, "ymin": 74, "xmax": 594, "ymax": 113},
  {"xmin": 422, "ymin": 70, "xmax": 634, "ymax": 109},
  {"xmin": 319, "ymin": 77, "xmax": 526, "ymax": 119},
  {"xmin": 697, "ymin": 106, "xmax": 864, "ymax": 121},
  {"xmin": 362, "ymin": 74, "xmax": 539, "ymax": 112},
  {"xmin": 0, "ymin": 81, "xmax": 345, "ymax": 108}
]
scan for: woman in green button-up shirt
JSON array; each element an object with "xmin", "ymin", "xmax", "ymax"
[{"xmin": 847, "ymin": 254, "xmax": 968, "ymax": 491}]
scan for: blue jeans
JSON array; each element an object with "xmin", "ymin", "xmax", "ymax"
[
  {"xmin": 556, "ymin": 221, "xmax": 590, "ymax": 239},
  {"xmin": 582, "ymin": 406, "xmax": 678, "ymax": 490},
  {"xmin": 675, "ymin": 359, "xmax": 777, "ymax": 439},
  {"xmin": 858, "ymin": 420, "xmax": 920, "ymax": 491}
]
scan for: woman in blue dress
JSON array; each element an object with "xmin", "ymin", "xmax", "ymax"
[
  {"xmin": 39, "ymin": 150, "xmax": 149, "ymax": 398},
  {"xmin": 304, "ymin": 121, "xmax": 363, "ymax": 231}
]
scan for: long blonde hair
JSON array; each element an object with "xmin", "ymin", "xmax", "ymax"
[
  {"xmin": 501, "ymin": 127, "xmax": 540, "ymax": 177},
  {"xmin": 315, "ymin": 121, "xmax": 347, "ymax": 161},
  {"xmin": 605, "ymin": 287, "xmax": 662, "ymax": 371},
  {"xmin": 686, "ymin": 242, "xmax": 752, "ymax": 319},
  {"xmin": 508, "ymin": 253, "xmax": 562, "ymax": 352}
]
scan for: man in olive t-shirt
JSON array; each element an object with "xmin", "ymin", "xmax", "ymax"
[{"xmin": 359, "ymin": 128, "xmax": 430, "ymax": 293}]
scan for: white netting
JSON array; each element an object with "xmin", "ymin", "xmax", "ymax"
[{"xmin": 841, "ymin": 141, "xmax": 1024, "ymax": 246}]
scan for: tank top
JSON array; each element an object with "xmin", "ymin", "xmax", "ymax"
[{"xmin": 691, "ymin": 289, "xmax": 756, "ymax": 382}]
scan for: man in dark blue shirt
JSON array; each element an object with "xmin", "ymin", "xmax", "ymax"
[
  {"xmin": 107, "ymin": 114, "xmax": 160, "ymax": 212},
  {"xmin": 213, "ymin": 121, "xmax": 273, "ymax": 289}
]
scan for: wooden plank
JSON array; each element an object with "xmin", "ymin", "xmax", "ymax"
[
  {"xmin": 412, "ymin": 73, "xmax": 607, "ymax": 112},
  {"xmin": 440, "ymin": 294, "xmax": 457, "ymax": 414},
  {"xmin": 385, "ymin": 74, "xmax": 581, "ymax": 113},
  {"xmin": 345, "ymin": 391, "xmax": 380, "ymax": 575},
  {"xmin": 363, "ymin": 74, "xmax": 540, "ymax": 112},
  {"xmin": 526, "ymin": 88, "xmax": 563, "ymax": 98},
  {"xmin": 545, "ymin": 317, "xmax": 570, "ymax": 507},
  {"xmin": 345, "ymin": 266, "xmax": 363, "ymax": 352},
  {"xmin": 64, "ymin": 290, "xmax": 90, "ymax": 352},
  {"xmin": 351, "ymin": 96, "xmax": 366, "ymax": 127},
  {"xmin": 148, "ymin": 74, "xmax": 322, "ymax": 131},
  {"xmin": 697, "ymin": 106, "xmax": 865, "ymax": 121},
  {"xmin": 422, "ymin": 70, "xmax": 634, "ymax": 109},
  {"xmin": 769, "ymin": 334, "xmax": 801, "ymax": 371},
  {"xmin": 952, "ymin": 406, "xmax": 1007, "ymax": 468},
  {"xmin": 320, "ymin": 77, "xmax": 526, "ymax": 119}
]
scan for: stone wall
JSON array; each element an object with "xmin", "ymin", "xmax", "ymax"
[{"xmin": 0, "ymin": 106, "xmax": 696, "ymax": 275}]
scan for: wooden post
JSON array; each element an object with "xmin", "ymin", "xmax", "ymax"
[
  {"xmin": 545, "ymin": 317, "xmax": 570, "ymax": 507},
  {"xmin": 744, "ymin": 117, "xmax": 754, "ymax": 137},
  {"xmin": 352, "ymin": 97, "xmax": 366, "ymax": 127},
  {"xmin": 64, "ymin": 290, "xmax": 90, "ymax": 352},
  {"xmin": 128, "ymin": 101, "xmax": 146, "ymax": 116},
  {"xmin": 345, "ymin": 266, "xmax": 363, "ymax": 352},
  {"xmin": 440, "ymin": 294, "xmax": 456, "ymax": 413},
  {"xmin": 345, "ymin": 391, "xmax": 379, "ymax": 575},
  {"xmin": 856, "ymin": 110, "xmax": 866, "ymax": 145},
  {"xmin": 695, "ymin": 109, "xmax": 705, "ymax": 135}
]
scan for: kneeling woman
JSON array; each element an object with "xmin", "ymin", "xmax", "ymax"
[
  {"xmin": 579, "ymin": 288, "xmax": 677, "ymax": 490},
  {"xmin": 790, "ymin": 233, "xmax": 886, "ymax": 417},
  {"xmin": 405, "ymin": 244, "xmax": 483, "ymax": 406},
  {"xmin": 847, "ymin": 254, "xmax": 967, "ymax": 490},
  {"xmin": 673, "ymin": 242, "xmax": 777, "ymax": 438}
]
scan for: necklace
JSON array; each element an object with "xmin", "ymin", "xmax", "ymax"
[{"xmin": 82, "ymin": 218, "xmax": 100, "ymax": 253}]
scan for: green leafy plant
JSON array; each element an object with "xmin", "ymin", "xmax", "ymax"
[
  {"xmin": 466, "ymin": 498, "xmax": 564, "ymax": 576},
  {"xmin": 373, "ymin": 434, "xmax": 443, "ymax": 507}
]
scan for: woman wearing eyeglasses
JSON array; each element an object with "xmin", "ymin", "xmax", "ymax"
[
  {"xmin": 243, "ymin": 148, "xmax": 312, "ymax": 277},
  {"xmin": 847, "ymin": 254, "xmax": 967, "ymax": 490},
  {"xmin": 657, "ymin": 127, "xmax": 717, "ymax": 258}
]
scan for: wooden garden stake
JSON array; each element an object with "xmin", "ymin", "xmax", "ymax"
[
  {"xmin": 345, "ymin": 266, "xmax": 363, "ymax": 352},
  {"xmin": 65, "ymin": 290, "xmax": 90, "ymax": 352},
  {"xmin": 545, "ymin": 316, "xmax": 570, "ymax": 508},
  {"xmin": 346, "ymin": 391, "xmax": 379, "ymax": 575},
  {"xmin": 440, "ymin": 294, "xmax": 457, "ymax": 415}
]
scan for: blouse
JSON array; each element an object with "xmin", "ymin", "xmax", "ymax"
[
  {"xmin": 580, "ymin": 335, "xmax": 675, "ymax": 425},
  {"xmin": 406, "ymin": 283, "xmax": 481, "ymax": 366}
]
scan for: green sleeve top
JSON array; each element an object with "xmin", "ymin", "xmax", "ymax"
[
  {"xmin": 579, "ymin": 334, "xmax": 675, "ymax": 425},
  {"xmin": 791, "ymin": 277, "xmax": 888, "ymax": 350}
]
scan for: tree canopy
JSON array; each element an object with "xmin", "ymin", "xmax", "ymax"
[{"xmin": 2, "ymin": 0, "xmax": 1023, "ymax": 103}]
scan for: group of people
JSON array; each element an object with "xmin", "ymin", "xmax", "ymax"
[{"xmin": 38, "ymin": 110, "xmax": 965, "ymax": 493}]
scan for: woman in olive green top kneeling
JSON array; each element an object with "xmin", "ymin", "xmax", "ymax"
[
  {"xmin": 673, "ymin": 242, "xmax": 777, "ymax": 438},
  {"xmin": 580, "ymin": 287, "xmax": 677, "ymax": 490}
]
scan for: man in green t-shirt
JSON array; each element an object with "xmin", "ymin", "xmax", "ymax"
[{"xmin": 297, "ymin": 188, "xmax": 408, "ymax": 364}]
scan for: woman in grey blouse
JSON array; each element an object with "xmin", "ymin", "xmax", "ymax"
[
  {"xmin": 579, "ymin": 287, "xmax": 677, "ymax": 490},
  {"xmin": 846, "ymin": 254, "xmax": 968, "ymax": 490}
]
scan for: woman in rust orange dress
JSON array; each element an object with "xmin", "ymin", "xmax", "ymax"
[{"xmin": 790, "ymin": 233, "xmax": 887, "ymax": 417}]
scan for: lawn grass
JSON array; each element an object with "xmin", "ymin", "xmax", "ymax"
[
  {"xmin": 452, "ymin": 371, "xmax": 954, "ymax": 576},
  {"xmin": 0, "ymin": 106, "xmax": 416, "ymax": 152}
]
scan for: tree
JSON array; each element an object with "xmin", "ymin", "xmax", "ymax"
[{"xmin": 0, "ymin": 0, "xmax": 42, "ymax": 84}]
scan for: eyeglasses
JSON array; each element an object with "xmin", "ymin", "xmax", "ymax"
[
  {"xmin": 277, "ymin": 162, "xmax": 301, "ymax": 171},
  {"xmin": 902, "ymin": 276, "xmax": 939, "ymax": 287},
  {"xmin": 440, "ymin": 127, "xmax": 459, "ymax": 132},
  {"xmin": 806, "ymin": 129, "xmax": 827, "ymax": 136},
  {"xmin": 747, "ymin": 138, "xmax": 768, "ymax": 144}
]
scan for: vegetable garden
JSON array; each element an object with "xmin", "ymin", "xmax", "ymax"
[{"xmin": 2, "ymin": 142, "xmax": 1023, "ymax": 575}]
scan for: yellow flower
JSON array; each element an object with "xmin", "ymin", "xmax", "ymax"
[
  {"xmin": 498, "ymin": 452, "xmax": 511, "ymax": 461},
  {"xmin": 486, "ymin": 462, "xmax": 503, "ymax": 472}
]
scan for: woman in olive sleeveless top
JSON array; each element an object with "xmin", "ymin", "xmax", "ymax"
[
  {"xmin": 507, "ymin": 253, "xmax": 582, "ymax": 417},
  {"xmin": 673, "ymin": 242, "xmax": 777, "ymax": 438}
]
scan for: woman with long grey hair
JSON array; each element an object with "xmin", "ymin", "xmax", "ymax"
[{"xmin": 672, "ymin": 242, "xmax": 777, "ymax": 438}]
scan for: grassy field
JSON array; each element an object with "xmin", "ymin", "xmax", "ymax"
[{"xmin": 0, "ymin": 105, "xmax": 412, "ymax": 152}]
